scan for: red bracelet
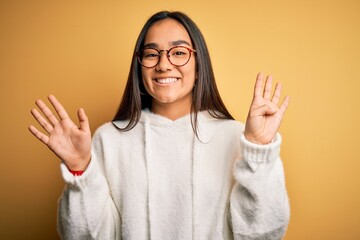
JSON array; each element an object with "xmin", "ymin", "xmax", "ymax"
[{"xmin": 69, "ymin": 169, "xmax": 84, "ymax": 176}]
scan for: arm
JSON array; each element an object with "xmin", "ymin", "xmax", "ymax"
[
  {"xmin": 229, "ymin": 73, "xmax": 290, "ymax": 239},
  {"xmin": 29, "ymin": 95, "xmax": 121, "ymax": 239},
  {"xmin": 57, "ymin": 131, "xmax": 122, "ymax": 239},
  {"xmin": 229, "ymin": 133, "xmax": 290, "ymax": 239}
]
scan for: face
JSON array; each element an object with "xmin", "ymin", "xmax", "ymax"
[{"xmin": 141, "ymin": 19, "xmax": 196, "ymax": 113}]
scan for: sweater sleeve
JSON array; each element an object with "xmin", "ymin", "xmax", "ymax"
[
  {"xmin": 57, "ymin": 130, "xmax": 121, "ymax": 240},
  {"xmin": 229, "ymin": 132, "xmax": 290, "ymax": 240}
]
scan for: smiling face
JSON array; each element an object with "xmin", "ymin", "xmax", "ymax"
[{"xmin": 141, "ymin": 18, "xmax": 197, "ymax": 119}]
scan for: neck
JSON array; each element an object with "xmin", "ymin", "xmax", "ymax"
[{"xmin": 151, "ymin": 99, "xmax": 192, "ymax": 121}]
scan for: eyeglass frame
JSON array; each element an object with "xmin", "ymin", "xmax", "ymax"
[{"xmin": 136, "ymin": 45, "xmax": 197, "ymax": 68}]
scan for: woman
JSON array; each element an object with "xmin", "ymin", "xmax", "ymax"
[{"xmin": 29, "ymin": 11, "xmax": 290, "ymax": 240}]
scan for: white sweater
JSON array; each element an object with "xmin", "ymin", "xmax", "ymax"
[{"xmin": 58, "ymin": 110, "xmax": 290, "ymax": 240}]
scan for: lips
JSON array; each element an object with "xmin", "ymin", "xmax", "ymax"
[{"xmin": 154, "ymin": 77, "xmax": 179, "ymax": 84}]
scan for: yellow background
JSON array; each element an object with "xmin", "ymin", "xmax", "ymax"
[{"xmin": 1, "ymin": 0, "xmax": 359, "ymax": 239}]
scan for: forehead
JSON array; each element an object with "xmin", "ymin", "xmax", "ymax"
[{"xmin": 144, "ymin": 19, "xmax": 192, "ymax": 47}]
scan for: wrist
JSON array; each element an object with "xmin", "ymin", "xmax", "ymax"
[
  {"xmin": 244, "ymin": 134, "xmax": 272, "ymax": 145},
  {"xmin": 244, "ymin": 132, "xmax": 263, "ymax": 145},
  {"xmin": 244, "ymin": 130, "xmax": 273, "ymax": 145},
  {"xmin": 66, "ymin": 156, "xmax": 91, "ymax": 175}
]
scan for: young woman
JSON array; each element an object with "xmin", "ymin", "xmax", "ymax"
[{"xmin": 29, "ymin": 11, "xmax": 290, "ymax": 240}]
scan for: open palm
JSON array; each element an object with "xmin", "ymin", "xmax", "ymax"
[
  {"xmin": 244, "ymin": 73, "xmax": 290, "ymax": 145},
  {"xmin": 29, "ymin": 95, "xmax": 91, "ymax": 171}
]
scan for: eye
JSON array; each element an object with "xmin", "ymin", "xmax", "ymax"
[
  {"xmin": 144, "ymin": 53, "xmax": 158, "ymax": 58},
  {"xmin": 173, "ymin": 51, "xmax": 186, "ymax": 55},
  {"xmin": 142, "ymin": 49, "xmax": 159, "ymax": 58},
  {"xmin": 170, "ymin": 47, "xmax": 189, "ymax": 57}
]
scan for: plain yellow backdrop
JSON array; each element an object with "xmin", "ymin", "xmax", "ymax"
[{"xmin": 1, "ymin": 0, "xmax": 359, "ymax": 239}]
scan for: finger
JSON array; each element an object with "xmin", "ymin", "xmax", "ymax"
[
  {"xmin": 35, "ymin": 99, "xmax": 59, "ymax": 125},
  {"xmin": 254, "ymin": 72, "xmax": 264, "ymax": 98},
  {"xmin": 271, "ymin": 82, "xmax": 282, "ymax": 105},
  {"xmin": 48, "ymin": 95, "xmax": 70, "ymax": 120},
  {"xmin": 31, "ymin": 108, "xmax": 54, "ymax": 133},
  {"xmin": 251, "ymin": 104, "xmax": 277, "ymax": 118},
  {"xmin": 77, "ymin": 108, "xmax": 90, "ymax": 132},
  {"xmin": 28, "ymin": 125, "xmax": 50, "ymax": 145},
  {"xmin": 263, "ymin": 75, "xmax": 272, "ymax": 100},
  {"xmin": 279, "ymin": 96, "xmax": 290, "ymax": 114}
]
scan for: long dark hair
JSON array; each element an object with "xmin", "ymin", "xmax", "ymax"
[{"xmin": 113, "ymin": 11, "xmax": 234, "ymax": 132}]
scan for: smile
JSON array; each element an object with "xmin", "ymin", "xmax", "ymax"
[{"xmin": 155, "ymin": 77, "xmax": 179, "ymax": 84}]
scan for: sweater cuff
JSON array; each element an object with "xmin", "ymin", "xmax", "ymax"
[
  {"xmin": 240, "ymin": 132, "xmax": 282, "ymax": 164},
  {"xmin": 60, "ymin": 157, "xmax": 101, "ymax": 191}
]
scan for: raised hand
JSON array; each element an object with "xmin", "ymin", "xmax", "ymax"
[
  {"xmin": 244, "ymin": 73, "xmax": 290, "ymax": 145},
  {"xmin": 29, "ymin": 95, "xmax": 91, "ymax": 171}
]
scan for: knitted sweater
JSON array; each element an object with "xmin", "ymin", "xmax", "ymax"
[{"xmin": 58, "ymin": 109, "xmax": 290, "ymax": 240}]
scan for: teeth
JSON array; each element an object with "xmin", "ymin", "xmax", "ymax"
[{"xmin": 156, "ymin": 78, "xmax": 178, "ymax": 84}]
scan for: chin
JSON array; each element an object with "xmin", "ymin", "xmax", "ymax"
[{"xmin": 154, "ymin": 97, "xmax": 177, "ymax": 104}]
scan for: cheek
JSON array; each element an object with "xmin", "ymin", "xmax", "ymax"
[
  {"xmin": 184, "ymin": 63, "xmax": 197, "ymax": 82},
  {"xmin": 141, "ymin": 68, "xmax": 148, "ymax": 80},
  {"xmin": 141, "ymin": 69, "xmax": 152, "ymax": 87}
]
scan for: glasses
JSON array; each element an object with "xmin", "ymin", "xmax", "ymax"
[{"xmin": 137, "ymin": 46, "xmax": 196, "ymax": 68}]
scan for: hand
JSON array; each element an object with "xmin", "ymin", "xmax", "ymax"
[
  {"xmin": 244, "ymin": 73, "xmax": 290, "ymax": 145},
  {"xmin": 29, "ymin": 95, "xmax": 91, "ymax": 171}
]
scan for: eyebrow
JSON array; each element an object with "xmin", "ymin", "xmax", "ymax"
[{"xmin": 143, "ymin": 40, "xmax": 191, "ymax": 49}]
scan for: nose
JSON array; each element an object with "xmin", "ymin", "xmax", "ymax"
[{"xmin": 156, "ymin": 51, "xmax": 173, "ymax": 72}]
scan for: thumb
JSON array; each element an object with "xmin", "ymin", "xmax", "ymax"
[
  {"xmin": 77, "ymin": 108, "xmax": 90, "ymax": 132},
  {"xmin": 251, "ymin": 104, "xmax": 277, "ymax": 117}
]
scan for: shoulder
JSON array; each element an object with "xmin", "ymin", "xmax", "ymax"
[
  {"xmin": 93, "ymin": 121, "xmax": 135, "ymax": 135},
  {"xmin": 199, "ymin": 111, "xmax": 244, "ymax": 130},
  {"xmin": 93, "ymin": 112, "xmax": 147, "ymax": 140},
  {"xmin": 197, "ymin": 111, "xmax": 245, "ymax": 142},
  {"xmin": 92, "ymin": 122, "xmax": 120, "ymax": 139}
]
